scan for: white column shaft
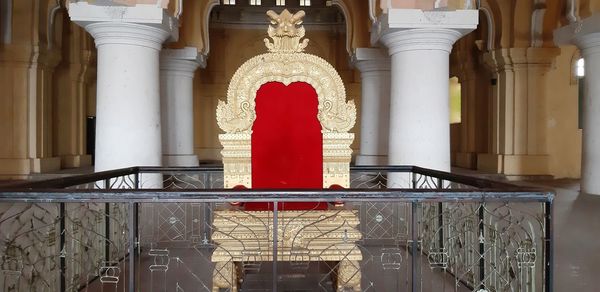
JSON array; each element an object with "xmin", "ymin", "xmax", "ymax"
[
  {"xmin": 582, "ymin": 46, "xmax": 600, "ymax": 194},
  {"xmin": 556, "ymin": 16, "xmax": 600, "ymax": 194},
  {"xmin": 388, "ymin": 48, "xmax": 451, "ymax": 171},
  {"xmin": 380, "ymin": 28, "xmax": 467, "ymax": 173},
  {"xmin": 96, "ymin": 43, "xmax": 161, "ymax": 171},
  {"xmin": 354, "ymin": 54, "xmax": 391, "ymax": 165},
  {"xmin": 359, "ymin": 71, "xmax": 390, "ymax": 161},
  {"xmin": 161, "ymin": 71, "xmax": 195, "ymax": 164},
  {"xmin": 89, "ymin": 23, "xmax": 170, "ymax": 173},
  {"xmin": 160, "ymin": 50, "xmax": 203, "ymax": 167}
]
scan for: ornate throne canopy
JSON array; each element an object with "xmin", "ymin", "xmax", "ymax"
[
  {"xmin": 211, "ymin": 11, "xmax": 363, "ymax": 291},
  {"xmin": 216, "ymin": 9, "xmax": 356, "ymax": 189}
]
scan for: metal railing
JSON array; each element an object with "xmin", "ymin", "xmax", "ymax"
[{"xmin": 0, "ymin": 166, "xmax": 553, "ymax": 292}]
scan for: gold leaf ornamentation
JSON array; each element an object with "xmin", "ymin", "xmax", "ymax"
[
  {"xmin": 216, "ymin": 52, "xmax": 356, "ymax": 133},
  {"xmin": 216, "ymin": 10, "xmax": 356, "ymax": 189},
  {"xmin": 264, "ymin": 9, "xmax": 310, "ymax": 53}
]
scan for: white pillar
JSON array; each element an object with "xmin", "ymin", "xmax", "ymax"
[
  {"xmin": 556, "ymin": 15, "xmax": 600, "ymax": 195},
  {"xmin": 373, "ymin": 10, "xmax": 478, "ymax": 173},
  {"xmin": 581, "ymin": 42, "xmax": 600, "ymax": 195},
  {"xmin": 160, "ymin": 48, "xmax": 205, "ymax": 167},
  {"xmin": 68, "ymin": 3, "xmax": 177, "ymax": 175},
  {"xmin": 383, "ymin": 31, "xmax": 453, "ymax": 171},
  {"xmin": 371, "ymin": 10, "xmax": 477, "ymax": 187},
  {"xmin": 90, "ymin": 23, "xmax": 167, "ymax": 172},
  {"xmin": 353, "ymin": 48, "xmax": 391, "ymax": 165}
]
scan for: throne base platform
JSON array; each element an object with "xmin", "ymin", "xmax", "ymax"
[{"xmin": 211, "ymin": 209, "xmax": 362, "ymax": 292}]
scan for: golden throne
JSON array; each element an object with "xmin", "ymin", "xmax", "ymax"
[{"xmin": 212, "ymin": 9, "xmax": 361, "ymax": 291}]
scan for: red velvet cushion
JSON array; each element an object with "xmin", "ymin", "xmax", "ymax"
[{"xmin": 246, "ymin": 81, "xmax": 327, "ymax": 211}]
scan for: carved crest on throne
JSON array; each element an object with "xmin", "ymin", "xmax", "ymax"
[{"xmin": 264, "ymin": 9, "xmax": 310, "ymax": 53}]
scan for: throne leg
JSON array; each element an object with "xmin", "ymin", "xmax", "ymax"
[
  {"xmin": 337, "ymin": 260, "xmax": 361, "ymax": 292},
  {"xmin": 212, "ymin": 261, "xmax": 238, "ymax": 292}
]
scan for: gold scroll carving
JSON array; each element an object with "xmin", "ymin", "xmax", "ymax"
[{"xmin": 216, "ymin": 9, "xmax": 356, "ymax": 189}]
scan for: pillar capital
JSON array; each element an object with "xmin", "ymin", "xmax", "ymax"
[
  {"xmin": 483, "ymin": 47, "xmax": 560, "ymax": 73},
  {"xmin": 372, "ymin": 9, "xmax": 478, "ymax": 55},
  {"xmin": 555, "ymin": 14, "xmax": 600, "ymax": 56},
  {"xmin": 509, "ymin": 48, "xmax": 560, "ymax": 70},
  {"xmin": 482, "ymin": 48, "xmax": 512, "ymax": 73},
  {"xmin": 351, "ymin": 48, "xmax": 390, "ymax": 72},
  {"xmin": 576, "ymin": 33, "xmax": 600, "ymax": 56},
  {"xmin": 160, "ymin": 47, "xmax": 206, "ymax": 77},
  {"xmin": 68, "ymin": 2, "xmax": 178, "ymax": 50},
  {"xmin": 86, "ymin": 22, "xmax": 172, "ymax": 50},
  {"xmin": 380, "ymin": 28, "xmax": 467, "ymax": 54}
]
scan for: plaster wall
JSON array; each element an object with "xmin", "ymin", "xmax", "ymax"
[
  {"xmin": 0, "ymin": 1, "xmax": 64, "ymax": 179},
  {"xmin": 450, "ymin": 44, "xmax": 583, "ymax": 178},
  {"xmin": 52, "ymin": 19, "xmax": 95, "ymax": 169},
  {"xmin": 545, "ymin": 45, "xmax": 582, "ymax": 178}
]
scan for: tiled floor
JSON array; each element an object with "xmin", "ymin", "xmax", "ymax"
[{"xmin": 517, "ymin": 179, "xmax": 600, "ymax": 291}]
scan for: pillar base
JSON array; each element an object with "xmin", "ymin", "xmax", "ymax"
[
  {"xmin": 477, "ymin": 154, "xmax": 550, "ymax": 176},
  {"xmin": 477, "ymin": 153, "xmax": 502, "ymax": 173},
  {"xmin": 196, "ymin": 148, "xmax": 222, "ymax": 162},
  {"xmin": 0, "ymin": 157, "xmax": 62, "ymax": 177},
  {"xmin": 454, "ymin": 152, "xmax": 477, "ymax": 169},
  {"xmin": 0, "ymin": 159, "xmax": 32, "ymax": 176},
  {"xmin": 355, "ymin": 154, "xmax": 388, "ymax": 166},
  {"xmin": 582, "ymin": 184, "xmax": 600, "ymax": 196},
  {"xmin": 163, "ymin": 154, "xmax": 199, "ymax": 167},
  {"xmin": 60, "ymin": 155, "xmax": 92, "ymax": 169},
  {"xmin": 31, "ymin": 157, "xmax": 61, "ymax": 173}
]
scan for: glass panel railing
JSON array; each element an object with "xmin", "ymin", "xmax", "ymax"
[{"xmin": 0, "ymin": 166, "xmax": 552, "ymax": 292}]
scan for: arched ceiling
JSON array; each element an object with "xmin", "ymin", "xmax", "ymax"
[
  {"xmin": 171, "ymin": 0, "xmax": 600, "ymax": 56},
  {"xmin": 172, "ymin": 0, "xmax": 369, "ymax": 56},
  {"xmin": 482, "ymin": 0, "xmax": 600, "ymax": 49}
]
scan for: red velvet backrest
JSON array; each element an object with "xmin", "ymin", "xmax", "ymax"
[{"xmin": 246, "ymin": 81, "xmax": 327, "ymax": 211}]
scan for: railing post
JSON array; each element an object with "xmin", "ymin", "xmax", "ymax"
[
  {"xmin": 130, "ymin": 171, "xmax": 140, "ymax": 290},
  {"xmin": 104, "ymin": 179, "xmax": 111, "ymax": 264},
  {"xmin": 204, "ymin": 171, "xmax": 213, "ymax": 242},
  {"xmin": 128, "ymin": 202, "xmax": 137, "ymax": 292},
  {"xmin": 134, "ymin": 172, "xmax": 140, "ymax": 190},
  {"xmin": 272, "ymin": 201, "xmax": 278, "ymax": 292},
  {"xmin": 411, "ymin": 201, "xmax": 419, "ymax": 292},
  {"xmin": 133, "ymin": 170, "xmax": 140, "ymax": 265},
  {"xmin": 478, "ymin": 203, "xmax": 485, "ymax": 290},
  {"xmin": 437, "ymin": 178, "xmax": 444, "ymax": 255},
  {"xmin": 545, "ymin": 200, "xmax": 553, "ymax": 292},
  {"xmin": 59, "ymin": 203, "xmax": 66, "ymax": 292}
]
